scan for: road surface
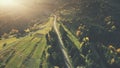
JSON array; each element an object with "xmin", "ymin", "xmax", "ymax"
[{"xmin": 53, "ymin": 15, "xmax": 73, "ymax": 68}]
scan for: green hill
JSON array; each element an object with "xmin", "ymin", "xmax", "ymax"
[{"xmin": 0, "ymin": 0, "xmax": 120, "ymax": 68}]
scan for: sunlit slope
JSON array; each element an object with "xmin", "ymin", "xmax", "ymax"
[
  {"xmin": 0, "ymin": 18, "xmax": 53, "ymax": 68},
  {"xmin": 0, "ymin": 37, "xmax": 18, "ymax": 50}
]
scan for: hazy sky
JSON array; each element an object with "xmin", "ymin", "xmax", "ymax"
[{"xmin": 0, "ymin": 0, "xmax": 57, "ymax": 35}]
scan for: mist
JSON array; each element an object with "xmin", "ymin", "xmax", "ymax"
[{"xmin": 0, "ymin": 0, "xmax": 58, "ymax": 35}]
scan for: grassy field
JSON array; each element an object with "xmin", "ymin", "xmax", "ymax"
[
  {"xmin": 0, "ymin": 37, "xmax": 18, "ymax": 50},
  {"xmin": 0, "ymin": 17, "xmax": 53, "ymax": 68}
]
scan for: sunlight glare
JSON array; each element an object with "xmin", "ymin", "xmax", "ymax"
[{"xmin": 0, "ymin": 0, "xmax": 17, "ymax": 6}]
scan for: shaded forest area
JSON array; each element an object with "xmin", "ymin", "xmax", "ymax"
[
  {"xmin": 57, "ymin": 0, "xmax": 120, "ymax": 47},
  {"xmin": 53, "ymin": 0, "xmax": 120, "ymax": 67}
]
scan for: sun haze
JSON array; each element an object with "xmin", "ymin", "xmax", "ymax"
[{"xmin": 0, "ymin": 0, "xmax": 18, "ymax": 7}]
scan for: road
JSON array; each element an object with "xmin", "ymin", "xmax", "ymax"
[{"xmin": 53, "ymin": 15, "xmax": 73, "ymax": 68}]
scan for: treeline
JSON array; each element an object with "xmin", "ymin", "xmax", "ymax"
[{"xmin": 0, "ymin": 22, "xmax": 45, "ymax": 39}]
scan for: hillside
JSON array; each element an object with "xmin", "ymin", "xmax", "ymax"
[{"xmin": 0, "ymin": 0, "xmax": 120, "ymax": 68}]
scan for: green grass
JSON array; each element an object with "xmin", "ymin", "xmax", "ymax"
[
  {"xmin": 33, "ymin": 17, "xmax": 53, "ymax": 35},
  {"xmin": 0, "ymin": 37, "xmax": 18, "ymax": 50},
  {"xmin": 0, "ymin": 50, "xmax": 15, "ymax": 68},
  {"xmin": 0, "ymin": 36, "xmax": 31, "ymax": 56},
  {"xmin": 0, "ymin": 17, "xmax": 53, "ymax": 68},
  {"xmin": 60, "ymin": 23, "xmax": 82, "ymax": 49},
  {"xmin": 21, "ymin": 36, "xmax": 47, "ymax": 68},
  {"xmin": 5, "ymin": 37, "xmax": 40, "ymax": 68}
]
